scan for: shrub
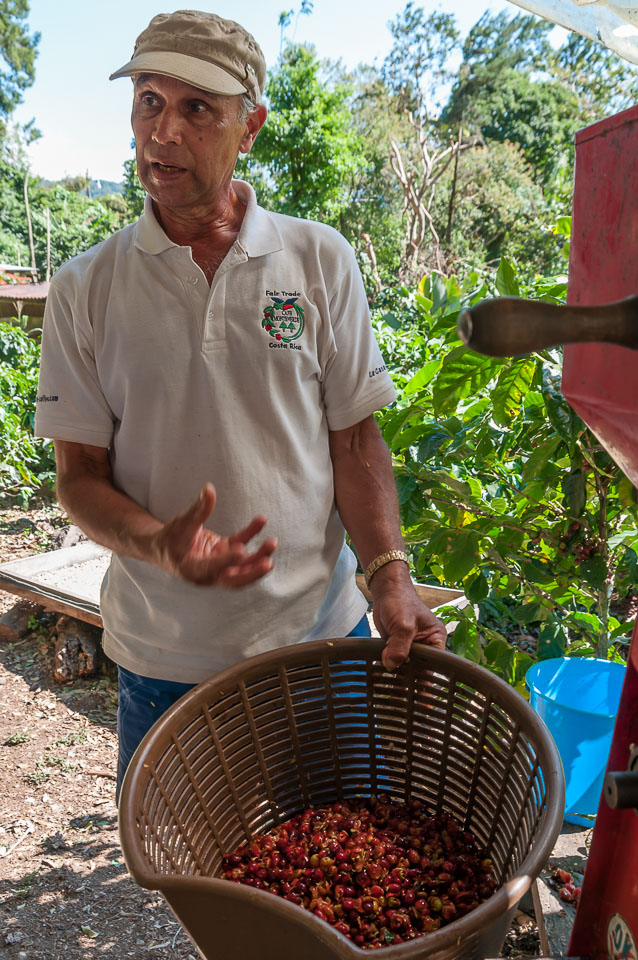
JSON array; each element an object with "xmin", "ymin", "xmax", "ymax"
[
  {"xmin": 0, "ymin": 321, "xmax": 55, "ymax": 504},
  {"xmin": 375, "ymin": 256, "xmax": 636, "ymax": 685}
]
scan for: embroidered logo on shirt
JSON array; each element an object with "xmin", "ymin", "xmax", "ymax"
[{"xmin": 262, "ymin": 292, "xmax": 305, "ymax": 349}]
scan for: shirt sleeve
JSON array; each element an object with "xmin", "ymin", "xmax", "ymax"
[
  {"xmin": 34, "ymin": 272, "xmax": 115, "ymax": 446},
  {"xmin": 319, "ymin": 234, "xmax": 396, "ymax": 431}
]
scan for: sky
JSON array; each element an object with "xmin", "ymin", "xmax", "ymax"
[{"xmin": 13, "ymin": 0, "xmax": 533, "ymax": 183}]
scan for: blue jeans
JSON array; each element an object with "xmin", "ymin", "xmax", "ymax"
[{"xmin": 116, "ymin": 612, "xmax": 371, "ymax": 799}]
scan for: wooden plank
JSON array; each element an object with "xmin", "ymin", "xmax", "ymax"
[{"xmin": 355, "ymin": 573, "xmax": 465, "ymax": 611}]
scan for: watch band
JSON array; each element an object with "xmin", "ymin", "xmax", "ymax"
[{"xmin": 364, "ymin": 550, "xmax": 410, "ymax": 588}]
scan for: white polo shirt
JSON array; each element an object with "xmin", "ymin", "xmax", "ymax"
[{"xmin": 35, "ymin": 181, "xmax": 397, "ymax": 683}]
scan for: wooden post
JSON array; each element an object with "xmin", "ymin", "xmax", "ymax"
[
  {"xmin": 23, "ymin": 170, "xmax": 37, "ymax": 276},
  {"xmin": 45, "ymin": 208, "xmax": 51, "ymax": 282}
]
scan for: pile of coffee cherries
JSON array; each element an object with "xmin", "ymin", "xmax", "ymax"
[{"xmin": 221, "ymin": 794, "xmax": 497, "ymax": 950}]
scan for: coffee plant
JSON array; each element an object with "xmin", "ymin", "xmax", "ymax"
[
  {"xmin": 0, "ymin": 321, "xmax": 55, "ymax": 505},
  {"xmin": 374, "ymin": 252, "xmax": 637, "ymax": 686}
]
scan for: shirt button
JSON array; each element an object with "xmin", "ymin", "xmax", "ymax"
[{"xmin": 188, "ymin": 276, "xmax": 198, "ymax": 284}]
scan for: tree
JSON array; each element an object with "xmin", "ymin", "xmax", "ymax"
[
  {"xmin": 244, "ymin": 43, "xmax": 365, "ymax": 226},
  {"xmin": 435, "ymin": 140, "xmax": 558, "ymax": 273},
  {"xmin": 442, "ymin": 13, "xmax": 579, "ymax": 187},
  {"xmin": 0, "ymin": 0, "xmax": 39, "ymax": 122},
  {"xmin": 554, "ymin": 32, "xmax": 638, "ymax": 122},
  {"xmin": 379, "ymin": 4, "xmax": 471, "ymax": 280},
  {"xmin": 122, "ymin": 156, "xmax": 146, "ymax": 219},
  {"xmin": 381, "ymin": 2, "xmax": 460, "ymax": 120}
]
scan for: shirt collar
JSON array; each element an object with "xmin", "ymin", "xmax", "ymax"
[{"xmin": 133, "ymin": 180, "xmax": 283, "ymax": 258}]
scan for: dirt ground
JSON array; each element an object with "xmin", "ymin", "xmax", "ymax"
[{"xmin": 0, "ymin": 500, "xmax": 542, "ymax": 959}]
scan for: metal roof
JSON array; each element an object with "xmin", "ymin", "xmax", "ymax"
[
  {"xmin": 510, "ymin": 0, "xmax": 638, "ymax": 64},
  {"xmin": 0, "ymin": 282, "xmax": 50, "ymax": 301}
]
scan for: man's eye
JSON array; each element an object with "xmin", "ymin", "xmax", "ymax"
[
  {"xmin": 189, "ymin": 101, "xmax": 208, "ymax": 113},
  {"xmin": 139, "ymin": 93, "xmax": 159, "ymax": 108}
]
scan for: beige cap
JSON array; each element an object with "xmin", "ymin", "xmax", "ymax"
[{"xmin": 109, "ymin": 9, "xmax": 266, "ymax": 102}]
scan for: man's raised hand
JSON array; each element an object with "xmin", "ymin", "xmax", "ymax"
[{"xmin": 152, "ymin": 482, "xmax": 277, "ymax": 587}]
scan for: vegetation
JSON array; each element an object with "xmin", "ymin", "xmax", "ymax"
[
  {"xmin": 0, "ymin": 0, "xmax": 40, "ymax": 124},
  {"xmin": 374, "ymin": 249, "xmax": 636, "ymax": 684},
  {"xmin": 0, "ymin": 321, "xmax": 55, "ymax": 504},
  {"xmin": 2, "ymin": 1, "xmax": 637, "ymax": 678}
]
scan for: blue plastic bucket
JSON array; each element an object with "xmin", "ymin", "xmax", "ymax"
[{"xmin": 525, "ymin": 657, "xmax": 626, "ymax": 826}]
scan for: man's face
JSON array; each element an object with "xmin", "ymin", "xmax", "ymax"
[{"xmin": 131, "ymin": 73, "xmax": 264, "ymax": 215}]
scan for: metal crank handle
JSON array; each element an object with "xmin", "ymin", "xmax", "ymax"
[{"xmin": 457, "ymin": 294, "xmax": 638, "ymax": 358}]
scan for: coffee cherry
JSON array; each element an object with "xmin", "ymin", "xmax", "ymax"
[{"xmin": 221, "ymin": 795, "xmax": 497, "ymax": 949}]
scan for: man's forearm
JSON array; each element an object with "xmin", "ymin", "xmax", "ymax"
[
  {"xmin": 329, "ymin": 415, "xmax": 410, "ymax": 587},
  {"xmin": 55, "ymin": 454, "xmax": 163, "ymax": 563},
  {"xmin": 53, "ymin": 439, "xmax": 277, "ymax": 587}
]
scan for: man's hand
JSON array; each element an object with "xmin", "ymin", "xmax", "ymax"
[
  {"xmin": 370, "ymin": 565, "xmax": 447, "ymax": 671},
  {"xmin": 152, "ymin": 483, "xmax": 277, "ymax": 587}
]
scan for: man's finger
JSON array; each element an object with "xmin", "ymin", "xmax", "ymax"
[
  {"xmin": 245, "ymin": 536, "xmax": 278, "ymax": 561},
  {"xmin": 228, "ymin": 514, "xmax": 268, "ymax": 546},
  {"xmin": 217, "ymin": 555, "xmax": 275, "ymax": 589},
  {"xmin": 181, "ymin": 544, "xmax": 247, "ymax": 585},
  {"xmin": 381, "ymin": 626, "xmax": 413, "ymax": 671},
  {"xmin": 412, "ymin": 625, "xmax": 447, "ymax": 651}
]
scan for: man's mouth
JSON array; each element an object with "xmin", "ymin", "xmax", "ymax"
[{"xmin": 152, "ymin": 161, "xmax": 185, "ymax": 173}]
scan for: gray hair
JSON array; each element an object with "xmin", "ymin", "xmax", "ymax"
[{"xmin": 238, "ymin": 93, "xmax": 259, "ymax": 122}]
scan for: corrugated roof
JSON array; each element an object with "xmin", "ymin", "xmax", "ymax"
[{"xmin": 0, "ymin": 282, "xmax": 50, "ymax": 301}]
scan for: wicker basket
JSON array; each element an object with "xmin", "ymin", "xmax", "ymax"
[{"xmin": 119, "ymin": 639, "xmax": 564, "ymax": 960}]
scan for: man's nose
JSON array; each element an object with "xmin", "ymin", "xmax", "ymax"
[{"xmin": 152, "ymin": 107, "xmax": 184, "ymax": 145}]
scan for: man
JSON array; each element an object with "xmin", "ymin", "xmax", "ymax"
[{"xmin": 34, "ymin": 10, "xmax": 446, "ymax": 794}]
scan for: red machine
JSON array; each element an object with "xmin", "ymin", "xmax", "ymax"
[{"xmin": 563, "ymin": 105, "xmax": 638, "ymax": 960}]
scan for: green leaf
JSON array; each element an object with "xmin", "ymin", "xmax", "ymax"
[
  {"xmin": 430, "ymin": 274, "xmax": 448, "ymax": 313},
  {"xmin": 571, "ymin": 611, "xmax": 602, "ymax": 633},
  {"xmin": 520, "ymin": 559, "xmax": 555, "ymax": 584},
  {"xmin": 522, "ymin": 435, "xmax": 562, "ymax": 482},
  {"xmin": 537, "ymin": 622, "xmax": 568, "ymax": 659},
  {"xmin": 432, "ymin": 346, "xmax": 503, "ymax": 416},
  {"xmin": 442, "ymin": 529, "xmax": 480, "ymax": 583},
  {"xmin": 403, "ymin": 359, "xmax": 441, "ymax": 396},
  {"xmin": 417, "ymin": 429, "xmax": 451, "ymax": 463},
  {"xmin": 414, "ymin": 293, "xmax": 433, "ymax": 315},
  {"xmin": 466, "ymin": 570, "xmax": 489, "ymax": 603},
  {"xmin": 451, "ymin": 619, "xmax": 483, "ymax": 663},
  {"xmin": 492, "ymin": 359, "xmax": 536, "ymax": 426},
  {"xmin": 513, "ymin": 602, "xmax": 543, "ymax": 625},
  {"xmin": 617, "ymin": 475, "xmax": 637, "ymax": 508},
  {"xmin": 563, "ymin": 468, "xmax": 587, "ymax": 517},
  {"xmin": 465, "ymin": 477, "xmax": 483, "ymax": 499},
  {"xmin": 608, "ymin": 530, "xmax": 638, "ymax": 550},
  {"xmin": 579, "ymin": 555, "xmax": 608, "ymax": 589},
  {"xmin": 381, "ymin": 311, "xmax": 401, "ymax": 330},
  {"xmin": 427, "ymin": 527, "xmax": 456, "ymax": 557},
  {"xmin": 495, "ymin": 257, "xmax": 520, "ymax": 297},
  {"xmin": 553, "ymin": 215, "xmax": 572, "ymax": 237},
  {"xmin": 484, "ymin": 638, "xmax": 516, "ymax": 683},
  {"xmin": 396, "ymin": 475, "xmax": 417, "ymax": 505},
  {"xmin": 543, "ymin": 373, "xmax": 581, "ymax": 445}
]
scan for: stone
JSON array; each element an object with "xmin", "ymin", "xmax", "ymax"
[
  {"xmin": 48, "ymin": 524, "xmax": 88, "ymax": 550},
  {"xmin": 53, "ymin": 615, "xmax": 101, "ymax": 683},
  {"xmin": 0, "ymin": 599, "xmax": 45, "ymax": 643}
]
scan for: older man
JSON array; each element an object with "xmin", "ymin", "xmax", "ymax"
[{"xmin": 34, "ymin": 10, "xmax": 446, "ymax": 792}]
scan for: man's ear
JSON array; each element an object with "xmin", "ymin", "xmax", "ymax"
[{"xmin": 240, "ymin": 103, "xmax": 268, "ymax": 155}]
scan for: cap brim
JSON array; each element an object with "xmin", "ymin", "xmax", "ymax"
[{"xmin": 109, "ymin": 50, "xmax": 247, "ymax": 96}]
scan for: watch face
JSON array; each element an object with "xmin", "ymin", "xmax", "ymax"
[{"xmin": 607, "ymin": 913, "xmax": 637, "ymax": 960}]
